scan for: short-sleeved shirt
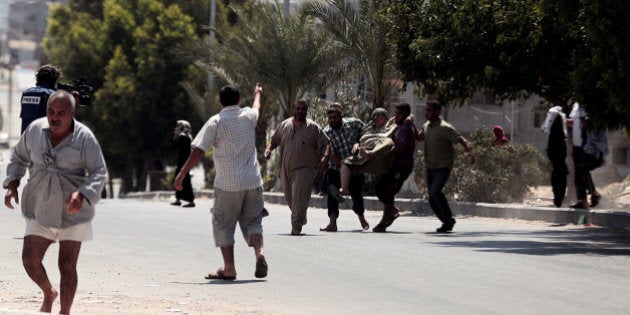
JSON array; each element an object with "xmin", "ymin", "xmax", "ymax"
[
  {"xmin": 421, "ymin": 118, "xmax": 462, "ymax": 169},
  {"xmin": 270, "ymin": 117, "xmax": 329, "ymax": 175},
  {"xmin": 4, "ymin": 118, "xmax": 107, "ymax": 228},
  {"xmin": 192, "ymin": 105, "xmax": 263, "ymax": 192},
  {"xmin": 323, "ymin": 117, "xmax": 364, "ymax": 170},
  {"xmin": 20, "ymin": 85, "xmax": 55, "ymax": 133}
]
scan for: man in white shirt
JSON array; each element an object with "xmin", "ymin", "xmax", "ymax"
[{"xmin": 175, "ymin": 84, "xmax": 267, "ymax": 280}]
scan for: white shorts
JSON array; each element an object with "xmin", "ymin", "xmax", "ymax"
[{"xmin": 25, "ymin": 219, "xmax": 93, "ymax": 242}]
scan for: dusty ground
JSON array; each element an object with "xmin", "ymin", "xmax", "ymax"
[{"xmin": 523, "ymin": 177, "xmax": 630, "ymax": 209}]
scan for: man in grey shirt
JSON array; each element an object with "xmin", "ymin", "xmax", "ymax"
[{"xmin": 4, "ymin": 90, "xmax": 107, "ymax": 314}]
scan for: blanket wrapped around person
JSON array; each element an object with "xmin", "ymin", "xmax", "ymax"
[{"xmin": 343, "ymin": 116, "xmax": 397, "ymax": 175}]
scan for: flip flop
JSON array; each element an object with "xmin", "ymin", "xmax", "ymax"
[
  {"xmin": 255, "ymin": 260, "xmax": 268, "ymax": 279},
  {"xmin": 205, "ymin": 270, "xmax": 236, "ymax": 281}
]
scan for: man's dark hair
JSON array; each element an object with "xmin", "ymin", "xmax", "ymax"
[
  {"xmin": 427, "ymin": 101, "xmax": 442, "ymax": 112},
  {"xmin": 219, "ymin": 85, "xmax": 240, "ymax": 106},
  {"xmin": 396, "ymin": 103, "xmax": 411, "ymax": 117},
  {"xmin": 35, "ymin": 65, "xmax": 60, "ymax": 88}
]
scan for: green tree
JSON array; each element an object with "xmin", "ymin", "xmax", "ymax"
[
  {"xmin": 568, "ymin": 0, "xmax": 630, "ymax": 129},
  {"xmin": 44, "ymin": 0, "xmax": 202, "ymax": 193},
  {"xmin": 209, "ymin": 1, "xmax": 346, "ymax": 118},
  {"xmin": 301, "ymin": 0, "xmax": 399, "ymax": 109},
  {"xmin": 384, "ymin": 0, "xmax": 630, "ymax": 130}
]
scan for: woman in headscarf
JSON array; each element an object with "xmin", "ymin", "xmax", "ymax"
[{"xmin": 172, "ymin": 120, "xmax": 195, "ymax": 207}]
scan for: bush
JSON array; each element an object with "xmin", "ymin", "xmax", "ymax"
[{"xmin": 414, "ymin": 126, "xmax": 548, "ymax": 203}]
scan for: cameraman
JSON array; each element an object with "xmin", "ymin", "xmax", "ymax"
[{"xmin": 20, "ymin": 65, "xmax": 61, "ymax": 133}]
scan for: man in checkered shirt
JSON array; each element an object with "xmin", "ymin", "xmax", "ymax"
[
  {"xmin": 320, "ymin": 103, "xmax": 370, "ymax": 232},
  {"xmin": 175, "ymin": 84, "xmax": 268, "ymax": 280}
]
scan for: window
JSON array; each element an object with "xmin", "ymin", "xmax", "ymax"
[{"xmin": 532, "ymin": 110, "xmax": 546, "ymax": 128}]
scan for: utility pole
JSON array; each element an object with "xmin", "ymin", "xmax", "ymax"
[
  {"xmin": 284, "ymin": 0, "xmax": 290, "ymax": 18},
  {"xmin": 207, "ymin": 0, "xmax": 216, "ymax": 119}
]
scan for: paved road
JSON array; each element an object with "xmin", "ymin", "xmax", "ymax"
[{"xmin": 1, "ymin": 198, "xmax": 630, "ymax": 314}]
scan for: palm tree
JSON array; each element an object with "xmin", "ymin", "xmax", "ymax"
[
  {"xmin": 209, "ymin": 1, "xmax": 349, "ymax": 118},
  {"xmin": 301, "ymin": 0, "xmax": 399, "ymax": 109}
]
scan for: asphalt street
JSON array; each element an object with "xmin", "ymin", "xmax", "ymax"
[{"xmin": 1, "ymin": 198, "xmax": 630, "ymax": 314}]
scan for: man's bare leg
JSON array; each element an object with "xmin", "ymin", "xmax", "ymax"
[
  {"xmin": 339, "ymin": 164, "xmax": 351, "ymax": 195},
  {"xmin": 250, "ymin": 234, "xmax": 264, "ymax": 262},
  {"xmin": 22, "ymin": 235, "xmax": 58, "ymax": 313},
  {"xmin": 219, "ymin": 245, "xmax": 237, "ymax": 278},
  {"xmin": 250, "ymin": 234, "xmax": 268, "ymax": 278},
  {"xmin": 58, "ymin": 241, "xmax": 81, "ymax": 315}
]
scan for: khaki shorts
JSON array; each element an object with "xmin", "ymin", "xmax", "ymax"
[
  {"xmin": 212, "ymin": 187, "xmax": 265, "ymax": 247},
  {"xmin": 25, "ymin": 219, "xmax": 93, "ymax": 242}
]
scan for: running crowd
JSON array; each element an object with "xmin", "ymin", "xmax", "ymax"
[{"xmin": 5, "ymin": 73, "xmax": 476, "ymax": 313}]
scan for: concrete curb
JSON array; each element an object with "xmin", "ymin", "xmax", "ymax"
[{"xmin": 124, "ymin": 190, "xmax": 630, "ymax": 230}]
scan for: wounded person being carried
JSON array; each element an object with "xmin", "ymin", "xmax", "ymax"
[{"xmin": 337, "ymin": 107, "xmax": 397, "ymax": 195}]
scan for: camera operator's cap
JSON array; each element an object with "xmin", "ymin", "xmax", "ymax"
[{"xmin": 327, "ymin": 103, "xmax": 343, "ymax": 114}]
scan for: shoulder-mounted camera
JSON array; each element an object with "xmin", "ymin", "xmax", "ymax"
[{"xmin": 57, "ymin": 78, "xmax": 94, "ymax": 107}]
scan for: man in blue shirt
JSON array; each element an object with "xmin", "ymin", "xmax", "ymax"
[{"xmin": 20, "ymin": 65, "xmax": 60, "ymax": 133}]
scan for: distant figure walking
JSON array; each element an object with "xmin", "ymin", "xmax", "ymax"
[
  {"xmin": 171, "ymin": 120, "xmax": 195, "ymax": 207},
  {"xmin": 265, "ymin": 100, "xmax": 330, "ymax": 235},
  {"xmin": 415, "ymin": 101, "xmax": 474, "ymax": 233},
  {"xmin": 175, "ymin": 84, "xmax": 268, "ymax": 280},
  {"xmin": 541, "ymin": 105, "xmax": 568, "ymax": 207},
  {"xmin": 567, "ymin": 102, "xmax": 603, "ymax": 209}
]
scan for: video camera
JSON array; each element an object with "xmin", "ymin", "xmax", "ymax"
[{"xmin": 57, "ymin": 78, "xmax": 94, "ymax": 107}]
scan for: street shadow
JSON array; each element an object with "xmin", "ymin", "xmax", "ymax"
[
  {"xmin": 426, "ymin": 228, "xmax": 630, "ymax": 256},
  {"xmin": 171, "ymin": 280, "xmax": 266, "ymax": 285},
  {"xmin": 278, "ymin": 233, "xmax": 321, "ymax": 237}
]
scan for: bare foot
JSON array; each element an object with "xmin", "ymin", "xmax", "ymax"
[
  {"xmin": 358, "ymin": 215, "xmax": 369, "ymax": 230},
  {"xmin": 41, "ymin": 288, "xmax": 58, "ymax": 313},
  {"xmin": 319, "ymin": 224, "xmax": 337, "ymax": 232}
]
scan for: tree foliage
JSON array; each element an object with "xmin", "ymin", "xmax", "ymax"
[
  {"xmin": 44, "ymin": 0, "xmax": 202, "ymax": 192},
  {"xmin": 207, "ymin": 1, "xmax": 347, "ymax": 118},
  {"xmin": 383, "ymin": 0, "xmax": 630, "ymax": 130},
  {"xmin": 301, "ymin": 0, "xmax": 400, "ymax": 109}
]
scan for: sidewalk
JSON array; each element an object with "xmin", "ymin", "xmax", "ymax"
[{"xmin": 125, "ymin": 190, "xmax": 630, "ymax": 230}]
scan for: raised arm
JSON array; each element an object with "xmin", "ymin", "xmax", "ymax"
[{"xmin": 252, "ymin": 83, "xmax": 263, "ymax": 112}]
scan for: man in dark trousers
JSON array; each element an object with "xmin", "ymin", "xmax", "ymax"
[
  {"xmin": 320, "ymin": 103, "xmax": 369, "ymax": 232},
  {"xmin": 415, "ymin": 101, "xmax": 474, "ymax": 233},
  {"xmin": 20, "ymin": 65, "xmax": 60, "ymax": 133},
  {"xmin": 372, "ymin": 103, "xmax": 416, "ymax": 233}
]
